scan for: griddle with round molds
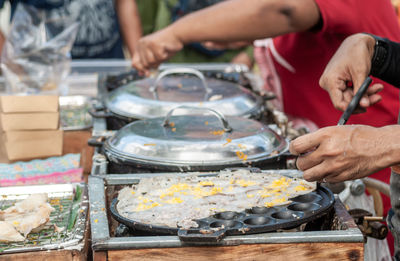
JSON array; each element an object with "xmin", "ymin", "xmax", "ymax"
[{"xmin": 110, "ymin": 184, "xmax": 334, "ymax": 243}]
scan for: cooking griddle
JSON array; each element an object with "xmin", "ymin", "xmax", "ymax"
[{"xmin": 110, "ymin": 185, "xmax": 334, "ymax": 243}]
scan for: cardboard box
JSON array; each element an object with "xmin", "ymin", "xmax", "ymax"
[
  {"xmin": 3, "ymin": 130, "xmax": 63, "ymax": 161},
  {"xmin": 0, "ymin": 112, "xmax": 59, "ymax": 131},
  {"xmin": 0, "ymin": 95, "xmax": 59, "ymax": 113}
]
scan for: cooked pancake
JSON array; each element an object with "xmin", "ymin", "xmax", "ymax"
[
  {"xmin": 0, "ymin": 193, "xmax": 55, "ymax": 239},
  {"xmin": 117, "ymin": 169, "xmax": 315, "ymax": 229}
]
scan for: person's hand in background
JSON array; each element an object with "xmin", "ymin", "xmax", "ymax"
[
  {"xmin": 230, "ymin": 50, "xmax": 254, "ymax": 69},
  {"xmin": 202, "ymin": 40, "xmax": 252, "ymax": 50},
  {"xmin": 132, "ymin": 27, "xmax": 183, "ymax": 75},
  {"xmin": 202, "ymin": 41, "xmax": 254, "ymax": 69}
]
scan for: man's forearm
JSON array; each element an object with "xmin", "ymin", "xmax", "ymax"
[
  {"xmin": 169, "ymin": 0, "xmax": 320, "ymax": 44},
  {"xmin": 379, "ymin": 125, "xmax": 400, "ymax": 168},
  {"xmin": 115, "ymin": 0, "xmax": 143, "ymax": 57}
]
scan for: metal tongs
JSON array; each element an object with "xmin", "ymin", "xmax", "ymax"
[{"xmin": 337, "ymin": 76, "xmax": 373, "ymax": 125}]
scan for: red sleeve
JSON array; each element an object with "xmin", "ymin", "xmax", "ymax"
[{"xmin": 314, "ymin": 0, "xmax": 363, "ymax": 35}]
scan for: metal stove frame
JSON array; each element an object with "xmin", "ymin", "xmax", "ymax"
[
  {"xmin": 89, "ymin": 172, "xmax": 363, "ymax": 251},
  {"xmin": 89, "ymin": 63, "xmax": 363, "ymax": 251}
]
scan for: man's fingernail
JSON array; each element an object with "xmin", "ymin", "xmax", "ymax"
[{"xmin": 361, "ymin": 97, "xmax": 369, "ymax": 105}]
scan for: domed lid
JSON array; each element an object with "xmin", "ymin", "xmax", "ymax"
[
  {"xmin": 105, "ymin": 68, "xmax": 262, "ymax": 119},
  {"xmin": 104, "ymin": 106, "xmax": 288, "ymax": 168}
]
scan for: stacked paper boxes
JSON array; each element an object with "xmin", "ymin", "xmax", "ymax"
[{"xmin": 0, "ymin": 96, "xmax": 63, "ymax": 161}]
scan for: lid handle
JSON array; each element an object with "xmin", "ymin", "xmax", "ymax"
[
  {"xmin": 163, "ymin": 105, "xmax": 232, "ymax": 132},
  {"xmin": 150, "ymin": 68, "xmax": 212, "ymax": 100}
]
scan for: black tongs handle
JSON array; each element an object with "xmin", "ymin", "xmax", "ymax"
[{"xmin": 337, "ymin": 76, "xmax": 373, "ymax": 125}]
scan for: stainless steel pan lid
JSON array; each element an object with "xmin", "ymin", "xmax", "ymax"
[
  {"xmin": 104, "ymin": 106, "xmax": 288, "ymax": 167},
  {"xmin": 105, "ymin": 68, "xmax": 263, "ymax": 119}
]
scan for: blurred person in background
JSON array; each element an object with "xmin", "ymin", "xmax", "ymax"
[
  {"xmin": 0, "ymin": 0, "xmax": 143, "ymax": 59},
  {"xmin": 133, "ymin": 0, "xmax": 254, "ymax": 68},
  {"xmin": 130, "ymin": 0, "xmax": 400, "ymax": 254},
  {"xmin": 0, "ymin": 0, "xmax": 254, "ymax": 64}
]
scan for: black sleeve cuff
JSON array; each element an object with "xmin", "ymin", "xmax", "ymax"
[{"xmin": 367, "ymin": 34, "xmax": 400, "ymax": 88}]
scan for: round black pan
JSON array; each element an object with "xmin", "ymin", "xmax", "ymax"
[{"xmin": 110, "ymin": 184, "xmax": 335, "ymax": 243}]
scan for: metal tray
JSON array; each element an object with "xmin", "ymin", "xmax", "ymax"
[
  {"xmin": 109, "ymin": 172, "xmax": 334, "ymax": 242},
  {"xmin": 0, "ymin": 183, "xmax": 88, "ymax": 255}
]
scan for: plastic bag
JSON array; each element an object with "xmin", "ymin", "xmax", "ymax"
[{"xmin": 1, "ymin": 4, "xmax": 79, "ymax": 94}]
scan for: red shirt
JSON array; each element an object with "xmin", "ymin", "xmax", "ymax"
[{"xmin": 273, "ymin": 0, "xmax": 400, "ymax": 128}]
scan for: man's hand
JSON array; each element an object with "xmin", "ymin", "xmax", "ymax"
[
  {"xmin": 132, "ymin": 28, "xmax": 184, "ymax": 75},
  {"xmin": 319, "ymin": 33, "xmax": 383, "ymax": 112},
  {"xmin": 289, "ymin": 125, "xmax": 399, "ymax": 183},
  {"xmin": 231, "ymin": 51, "xmax": 254, "ymax": 69},
  {"xmin": 202, "ymin": 41, "xmax": 252, "ymax": 50}
]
